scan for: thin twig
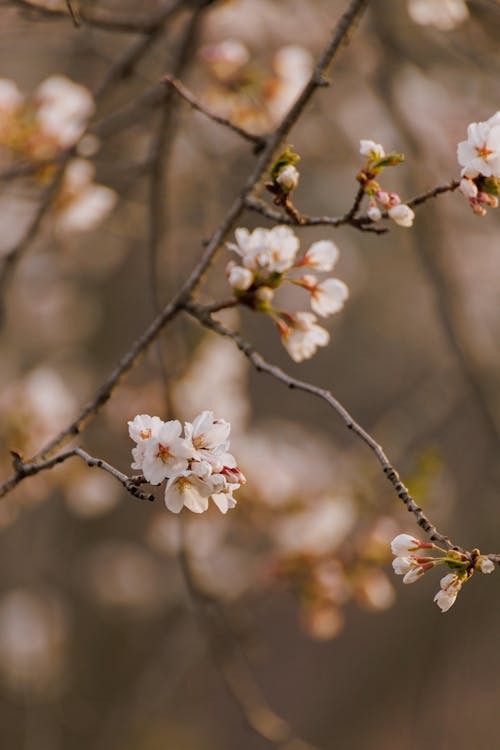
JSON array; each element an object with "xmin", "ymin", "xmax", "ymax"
[
  {"xmin": 0, "ymin": 164, "xmax": 66, "ymax": 321},
  {"xmin": 185, "ymin": 302, "xmax": 460, "ymax": 551},
  {"xmin": 10, "ymin": 0, "xmax": 185, "ymax": 34},
  {"xmin": 245, "ymin": 196, "xmax": 387, "ymax": 233},
  {"xmin": 8, "ymin": 447, "xmax": 155, "ymax": 502},
  {"xmin": 163, "ymin": 74, "xmax": 266, "ymax": 149}
]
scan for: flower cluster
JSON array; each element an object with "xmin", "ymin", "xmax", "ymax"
[
  {"xmin": 358, "ymin": 140, "xmax": 415, "ymax": 228},
  {"xmin": 0, "ymin": 75, "xmax": 94, "ymax": 163},
  {"xmin": 226, "ymin": 225, "xmax": 348, "ymax": 362},
  {"xmin": 390, "ymin": 533, "xmax": 495, "ymax": 612},
  {"xmin": 457, "ymin": 112, "xmax": 500, "ymax": 217},
  {"xmin": 128, "ymin": 411, "xmax": 245, "ymax": 514}
]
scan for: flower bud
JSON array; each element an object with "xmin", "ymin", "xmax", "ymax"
[
  {"xmin": 227, "ymin": 263, "xmax": 254, "ymax": 291},
  {"xmin": 403, "ymin": 566, "xmax": 425, "ymax": 584},
  {"xmin": 388, "ymin": 203, "xmax": 415, "ymax": 228},
  {"xmin": 477, "ymin": 556, "xmax": 495, "ymax": 574},
  {"xmin": 459, "ymin": 177, "xmax": 478, "ymax": 199},
  {"xmin": 276, "ymin": 164, "xmax": 300, "ymax": 192},
  {"xmin": 390, "ymin": 533, "xmax": 421, "ymax": 556},
  {"xmin": 255, "ymin": 285, "xmax": 275, "ymax": 304},
  {"xmin": 367, "ymin": 203, "xmax": 382, "ymax": 222}
]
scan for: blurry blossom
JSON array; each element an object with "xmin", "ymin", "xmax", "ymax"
[
  {"xmin": 84, "ymin": 541, "xmax": 167, "ymax": 614},
  {"xmin": 199, "ymin": 39, "xmax": 313, "ymax": 132},
  {"xmin": 407, "ymin": 0, "xmax": 469, "ymax": 30},
  {"xmin": 0, "ymin": 366, "xmax": 76, "ymax": 454},
  {"xmin": 63, "ymin": 468, "xmax": 120, "ymax": 519},
  {"xmin": 0, "ymin": 589, "xmax": 68, "ymax": 697}
]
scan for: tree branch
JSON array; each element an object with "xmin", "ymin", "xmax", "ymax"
[
  {"xmin": 163, "ymin": 74, "xmax": 266, "ymax": 149},
  {"xmin": 185, "ymin": 302, "xmax": 460, "ymax": 552},
  {"xmin": 8, "ymin": 447, "xmax": 155, "ymax": 502}
]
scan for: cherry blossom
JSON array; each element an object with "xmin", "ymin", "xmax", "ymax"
[
  {"xmin": 457, "ymin": 112, "xmax": 500, "ymax": 179},
  {"xmin": 129, "ymin": 411, "xmax": 244, "ymax": 514},
  {"xmin": 276, "ymin": 164, "xmax": 300, "ymax": 192},
  {"xmin": 299, "ymin": 275, "xmax": 349, "ymax": 318},
  {"xmin": 388, "ymin": 203, "xmax": 415, "ymax": 228},
  {"xmin": 279, "ymin": 312, "xmax": 330, "ymax": 362},
  {"xmin": 228, "ymin": 225, "xmax": 299, "ymax": 274},
  {"xmin": 299, "ymin": 240, "xmax": 339, "ymax": 272},
  {"xmin": 360, "ymin": 139, "xmax": 385, "ymax": 161}
]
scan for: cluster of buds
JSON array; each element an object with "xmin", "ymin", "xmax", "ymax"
[
  {"xmin": 456, "ymin": 112, "xmax": 500, "ymax": 217},
  {"xmin": 358, "ymin": 140, "xmax": 415, "ymax": 228},
  {"xmin": 391, "ymin": 533, "xmax": 495, "ymax": 612},
  {"xmin": 128, "ymin": 411, "xmax": 245, "ymax": 514},
  {"xmin": 226, "ymin": 224, "xmax": 348, "ymax": 362},
  {"xmin": 0, "ymin": 75, "xmax": 94, "ymax": 166}
]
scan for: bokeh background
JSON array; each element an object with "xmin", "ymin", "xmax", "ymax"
[{"xmin": 1, "ymin": 1, "xmax": 500, "ymax": 748}]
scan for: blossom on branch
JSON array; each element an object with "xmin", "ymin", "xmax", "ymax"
[
  {"xmin": 457, "ymin": 112, "xmax": 500, "ymax": 179},
  {"xmin": 226, "ymin": 226, "xmax": 349, "ymax": 362},
  {"xmin": 128, "ymin": 411, "xmax": 244, "ymax": 514}
]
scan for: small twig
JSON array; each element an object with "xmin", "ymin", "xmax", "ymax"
[
  {"xmin": 185, "ymin": 302, "xmax": 460, "ymax": 551},
  {"xmin": 0, "ymin": 163, "xmax": 66, "ymax": 321},
  {"xmin": 245, "ymin": 196, "xmax": 387, "ymax": 234},
  {"xmin": 65, "ymin": 0, "xmax": 80, "ymax": 27},
  {"xmin": 163, "ymin": 75, "xmax": 266, "ymax": 150},
  {"xmin": 8, "ymin": 447, "xmax": 155, "ymax": 502},
  {"xmin": 10, "ymin": 0, "xmax": 183, "ymax": 34}
]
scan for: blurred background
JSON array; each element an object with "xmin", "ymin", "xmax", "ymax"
[{"xmin": 1, "ymin": 0, "xmax": 500, "ymax": 748}]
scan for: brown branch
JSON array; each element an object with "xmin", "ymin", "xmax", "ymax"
[
  {"xmin": 10, "ymin": 0, "xmax": 185, "ymax": 34},
  {"xmin": 8, "ymin": 447, "xmax": 155, "ymax": 502},
  {"xmin": 245, "ymin": 196, "xmax": 387, "ymax": 233},
  {"xmin": 0, "ymin": 164, "xmax": 66, "ymax": 321},
  {"xmin": 0, "ymin": 0, "xmax": 370, "ymax": 496},
  {"xmin": 163, "ymin": 74, "xmax": 266, "ymax": 149},
  {"xmin": 185, "ymin": 302, "xmax": 460, "ymax": 551}
]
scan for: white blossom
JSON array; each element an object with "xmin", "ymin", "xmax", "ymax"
[
  {"xmin": 457, "ymin": 114, "xmax": 500, "ymax": 179},
  {"xmin": 391, "ymin": 533, "xmax": 421, "ymax": 556},
  {"xmin": 35, "ymin": 75, "xmax": 94, "ymax": 148},
  {"xmin": 184, "ymin": 410, "xmax": 231, "ymax": 463},
  {"xmin": 301, "ymin": 240, "xmax": 339, "ymax": 272},
  {"xmin": 478, "ymin": 557, "xmax": 495, "ymax": 574},
  {"xmin": 309, "ymin": 277, "xmax": 349, "ymax": 318},
  {"xmin": 433, "ymin": 587, "xmax": 458, "ymax": 612},
  {"xmin": 408, "ymin": 0, "xmax": 469, "ymax": 31},
  {"xmin": 280, "ymin": 312, "xmax": 330, "ymax": 362},
  {"xmin": 367, "ymin": 203, "xmax": 382, "ymax": 222},
  {"xmin": 228, "ymin": 225, "xmax": 299, "ymax": 274},
  {"xmin": 164, "ymin": 472, "xmax": 212, "ymax": 513},
  {"xmin": 142, "ymin": 420, "xmax": 192, "ymax": 485},
  {"xmin": 388, "ymin": 203, "xmax": 415, "ymax": 227},
  {"xmin": 359, "ymin": 139, "xmax": 385, "ymax": 161},
  {"xmin": 403, "ymin": 566, "xmax": 425, "ymax": 584},
  {"xmin": 0, "ymin": 79, "xmax": 24, "ymax": 113},
  {"xmin": 276, "ymin": 164, "xmax": 300, "ymax": 192},
  {"xmin": 392, "ymin": 556, "xmax": 413, "ymax": 575},
  {"xmin": 459, "ymin": 177, "xmax": 478, "ymax": 199},
  {"xmin": 226, "ymin": 262, "xmax": 254, "ymax": 291},
  {"xmin": 128, "ymin": 414, "xmax": 164, "ymax": 443},
  {"xmin": 55, "ymin": 158, "xmax": 116, "ymax": 234}
]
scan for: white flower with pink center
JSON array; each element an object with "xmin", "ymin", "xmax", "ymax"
[
  {"xmin": 164, "ymin": 472, "xmax": 212, "ymax": 514},
  {"xmin": 280, "ymin": 312, "xmax": 330, "ymax": 362},
  {"xmin": 457, "ymin": 113, "xmax": 500, "ymax": 179},
  {"xmin": 228, "ymin": 225, "xmax": 299, "ymax": 274},
  {"xmin": 300, "ymin": 240, "xmax": 339, "ymax": 272},
  {"xmin": 142, "ymin": 420, "xmax": 191, "ymax": 485},
  {"xmin": 184, "ymin": 410, "xmax": 231, "ymax": 462},
  {"xmin": 300, "ymin": 275, "xmax": 349, "ymax": 318}
]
